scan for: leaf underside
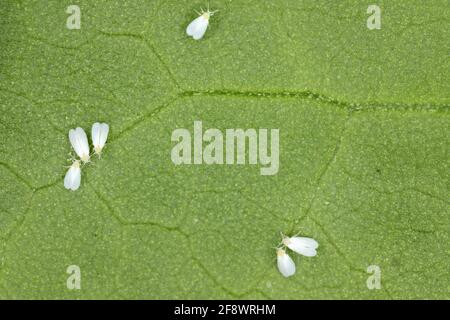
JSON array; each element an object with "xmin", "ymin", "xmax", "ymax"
[{"xmin": 0, "ymin": 0, "xmax": 449, "ymax": 299}]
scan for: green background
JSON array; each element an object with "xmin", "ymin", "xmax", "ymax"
[{"xmin": 0, "ymin": 0, "xmax": 449, "ymax": 299}]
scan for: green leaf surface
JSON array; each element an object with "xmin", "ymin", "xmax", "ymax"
[{"xmin": 0, "ymin": 0, "xmax": 449, "ymax": 299}]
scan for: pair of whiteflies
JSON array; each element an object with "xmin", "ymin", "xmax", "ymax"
[
  {"xmin": 64, "ymin": 123, "xmax": 109, "ymax": 191},
  {"xmin": 276, "ymin": 233, "xmax": 319, "ymax": 277}
]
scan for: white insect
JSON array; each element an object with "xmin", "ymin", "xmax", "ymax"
[
  {"xmin": 69, "ymin": 127, "xmax": 90, "ymax": 163},
  {"xmin": 92, "ymin": 122, "xmax": 109, "ymax": 156},
  {"xmin": 282, "ymin": 234, "xmax": 319, "ymax": 257},
  {"xmin": 276, "ymin": 248, "xmax": 296, "ymax": 277},
  {"xmin": 64, "ymin": 160, "xmax": 81, "ymax": 191},
  {"xmin": 186, "ymin": 7, "xmax": 217, "ymax": 40}
]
